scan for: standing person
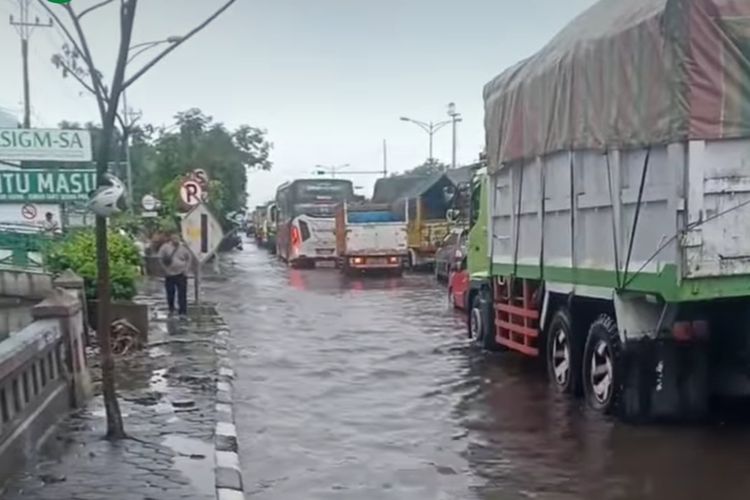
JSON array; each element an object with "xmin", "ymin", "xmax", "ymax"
[{"xmin": 158, "ymin": 231, "xmax": 192, "ymax": 318}]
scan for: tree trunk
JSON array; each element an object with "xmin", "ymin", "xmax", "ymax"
[
  {"xmin": 92, "ymin": 0, "xmax": 138, "ymax": 441},
  {"xmin": 95, "ymin": 215, "xmax": 125, "ymax": 439}
]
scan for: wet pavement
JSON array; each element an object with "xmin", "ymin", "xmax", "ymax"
[
  {"xmin": 207, "ymin": 245, "xmax": 750, "ymax": 500},
  {"xmin": 1, "ymin": 283, "xmax": 218, "ymax": 500}
]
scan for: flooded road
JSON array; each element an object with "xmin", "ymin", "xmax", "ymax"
[{"xmin": 206, "ymin": 246, "xmax": 750, "ymax": 500}]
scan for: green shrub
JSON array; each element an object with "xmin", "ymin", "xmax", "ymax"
[{"xmin": 45, "ymin": 228, "xmax": 141, "ymax": 301}]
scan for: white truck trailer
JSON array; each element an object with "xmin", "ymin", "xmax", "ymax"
[
  {"xmin": 466, "ymin": 0, "xmax": 750, "ymax": 421},
  {"xmin": 335, "ymin": 203, "xmax": 408, "ymax": 276}
]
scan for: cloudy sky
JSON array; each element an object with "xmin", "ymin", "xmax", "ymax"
[{"xmin": 0, "ymin": 0, "xmax": 597, "ymax": 204}]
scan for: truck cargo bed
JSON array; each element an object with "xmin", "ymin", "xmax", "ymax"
[{"xmin": 490, "ymin": 138, "xmax": 750, "ymax": 302}]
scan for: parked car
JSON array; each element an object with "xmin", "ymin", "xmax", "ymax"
[{"xmin": 434, "ymin": 228, "xmax": 467, "ymax": 283}]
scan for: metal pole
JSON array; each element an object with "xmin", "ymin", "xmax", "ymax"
[
  {"xmin": 194, "ymin": 261, "xmax": 201, "ymax": 307},
  {"xmin": 428, "ymin": 122, "xmax": 434, "ymax": 162},
  {"xmin": 122, "ymin": 90, "xmax": 134, "ymax": 208},
  {"xmin": 451, "ymin": 115, "xmax": 457, "ymax": 169},
  {"xmin": 383, "ymin": 139, "xmax": 388, "ymax": 177},
  {"xmin": 21, "ymin": 39, "xmax": 30, "ymax": 128}
]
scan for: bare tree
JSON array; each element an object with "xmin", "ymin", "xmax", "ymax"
[{"xmin": 38, "ymin": 0, "xmax": 237, "ymax": 440}]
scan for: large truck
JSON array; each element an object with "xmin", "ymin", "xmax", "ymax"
[
  {"xmin": 260, "ymin": 202, "xmax": 278, "ymax": 254},
  {"xmin": 466, "ymin": 0, "xmax": 750, "ymax": 421},
  {"xmin": 335, "ymin": 203, "xmax": 408, "ymax": 276}
]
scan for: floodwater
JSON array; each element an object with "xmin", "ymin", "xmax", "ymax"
[{"xmin": 206, "ymin": 245, "xmax": 750, "ymax": 500}]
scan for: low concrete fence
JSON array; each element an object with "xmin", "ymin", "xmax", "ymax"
[
  {"xmin": 0, "ymin": 288, "xmax": 90, "ymax": 487},
  {"xmin": 0, "ymin": 270, "xmax": 53, "ymax": 301}
]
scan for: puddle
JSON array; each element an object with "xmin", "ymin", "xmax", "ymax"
[
  {"xmin": 149, "ymin": 368, "xmax": 169, "ymax": 393},
  {"xmin": 162, "ymin": 435, "xmax": 215, "ymax": 496}
]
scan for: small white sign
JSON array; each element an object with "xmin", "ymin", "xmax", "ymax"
[
  {"xmin": 141, "ymin": 194, "xmax": 158, "ymax": 211},
  {"xmin": 181, "ymin": 203, "xmax": 224, "ymax": 263},
  {"xmin": 180, "ymin": 180, "xmax": 203, "ymax": 207},
  {"xmin": 0, "ymin": 129, "xmax": 92, "ymax": 162}
]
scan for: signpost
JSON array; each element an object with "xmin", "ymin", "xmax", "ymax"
[
  {"xmin": 191, "ymin": 169, "xmax": 209, "ymax": 187},
  {"xmin": 0, "ymin": 128, "xmax": 92, "ymax": 162},
  {"xmin": 0, "ymin": 169, "xmax": 96, "ymax": 202},
  {"xmin": 181, "ymin": 203, "xmax": 225, "ymax": 307}
]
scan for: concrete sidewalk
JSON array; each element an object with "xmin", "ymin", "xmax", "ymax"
[{"xmin": 0, "ymin": 284, "xmax": 224, "ymax": 500}]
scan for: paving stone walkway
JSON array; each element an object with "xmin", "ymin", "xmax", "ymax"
[{"xmin": 1, "ymin": 281, "xmax": 221, "ymax": 500}]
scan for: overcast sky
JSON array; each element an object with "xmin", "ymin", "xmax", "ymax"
[{"xmin": 0, "ymin": 0, "xmax": 597, "ymax": 204}]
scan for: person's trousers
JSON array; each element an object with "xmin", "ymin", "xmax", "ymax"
[{"xmin": 165, "ymin": 273, "xmax": 188, "ymax": 315}]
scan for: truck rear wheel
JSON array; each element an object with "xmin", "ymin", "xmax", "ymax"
[
  {"xmin": 546, "ymin": 308, "xmax": 583, "ymax": 395},
  {"xmin": 582, "ymin": 314, "xmax": 623, "ymax": 414}
]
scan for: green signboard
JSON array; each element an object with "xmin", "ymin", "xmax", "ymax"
[
  {"xmin": 0, "ymin": 169, "xmax": 96, "ymax": 202},
  {"xmin": 0, "ymin": 129, "xmax": 92, "ymax": 162}
]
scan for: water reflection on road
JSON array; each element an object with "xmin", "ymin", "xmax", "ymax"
[{"xmin": 205, "ymin": 246, "xmax": 750, "ymax": 500}]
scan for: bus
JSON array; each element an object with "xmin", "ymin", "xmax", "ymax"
[{"xmin": 276, "ymin": 179, "xmax": 356, "ymax": 267}]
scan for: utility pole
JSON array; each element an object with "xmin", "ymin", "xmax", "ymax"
[
  {"xmin": 9, "ymin": 0, "xmax": 53, "ymax": 128},
  {"xmin": 382, "ymin": 139, "xmax": 388, "ymax": 177}
]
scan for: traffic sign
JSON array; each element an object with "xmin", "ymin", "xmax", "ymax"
[
  {"xmin": 21, "ymin": 203, "xmax": 37, "ymax": 220},
  {"xmin": 141, "ymin": 194, "xmax": 158, "ymax": 211},
  {"xmin": 181, "ymin": 203, "xmax": 224, "ymax": 263},
  {"xmin": 180, "ymin": 180, "xmax": 203, "ymax": 207},
  {"xmin": 192, "ymin": 169, "xmax": 209, "ymax": 187}
]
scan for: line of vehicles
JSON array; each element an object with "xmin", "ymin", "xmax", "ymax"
[
  {"xmin": 248, "ymin": 172, "xmax": 470, "ymax": 276},
  {"xmin": 247, "ymin": 1, "xmax": 750, "ymax": 424}
]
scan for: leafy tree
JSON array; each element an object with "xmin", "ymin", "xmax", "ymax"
[
  {"xmin": 403, "ymin": 159, "xmax": 449, "ymax": 177},
  {"xmin": 145, "ymin": 109, "xmax": 272, "ymax": 217},
  {"xmin": 39, "ymin": 0, "xmax": 238, "ymax": 440}
]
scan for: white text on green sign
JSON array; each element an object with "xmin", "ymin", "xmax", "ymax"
[{"xmin": 0, "ymin": 170, "xmax": 96, "ymax": 202}]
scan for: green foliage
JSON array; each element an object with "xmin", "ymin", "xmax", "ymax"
[
  {"xmin": 403, "ymin": 159, "xmax": 449, "ymax": 177},
  {"xmin": 131, "ymin": 108, "xmax": 272, "ymax": 219},
  {"xmin": 45, "ymin": 229, "xmax": 141, "ymax": 301}
]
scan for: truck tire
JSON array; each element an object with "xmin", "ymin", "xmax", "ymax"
[
  {"xmin": 469, "ymin": 290, "xmax": 498, "ymax": 351},
  {"xmin": 582, "ymin": 314, "xmax": 623, "ymax": 414},
  {"xmin": 546, "ymin": 308, "xmax": 584, "ymax": 396}
]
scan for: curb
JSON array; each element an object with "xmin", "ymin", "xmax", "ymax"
[{"xmin": 213, "ymin": 316, "xmax": 246, "ymax": 500}]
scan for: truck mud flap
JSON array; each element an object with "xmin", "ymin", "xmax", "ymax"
[{"xmin": 621, "ymin": 338, "xmax": 709, "ymax": 423}]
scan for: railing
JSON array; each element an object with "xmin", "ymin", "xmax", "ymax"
[
  {"xmin": 0, "ymin": 227, "xmax": 52, "ymax": 271},
  {"xmin": 0, "ymin": 289, "xmax": 89, "ymax": 486},
  {"xmin": 0, "ymin": 321, "xmax": 66, "ymax": 453}
]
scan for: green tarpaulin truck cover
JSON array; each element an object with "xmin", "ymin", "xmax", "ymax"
[{"xmin": 484, "ymin": 0, "xmax": 750, "ymax": 171}]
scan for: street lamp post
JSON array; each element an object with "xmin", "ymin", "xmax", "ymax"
[
  {"xmin": 122, "ymin": 37, "xmax": 183, "ymax": 208},
  {"xmin": 447, "ymin": 102, "xmax": 462, "ymax": 169},
  {"xmin": 399, "ymin": 116, "xmax": 451, "ymax": 164}
]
